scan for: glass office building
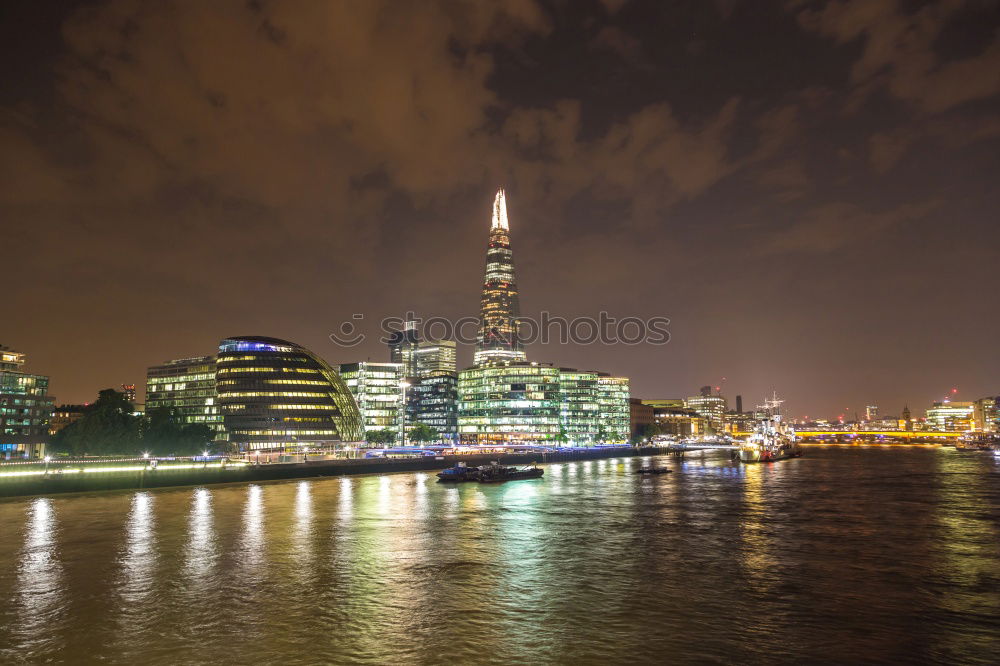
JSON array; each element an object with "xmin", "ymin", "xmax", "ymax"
[
  {"xmin": 387, "ymin": 321, "xmax": 420, "ymax": 378},
  {"xmin": 474, "ymin": 189, "xmax": 527, "ymax": 365},
  {"xmin": 459, "ymin": 363, "xmax": 561, "ymax": 445},
  {"xmin": 458, "ymin": 362, "xmax": 629, "ymax": 446},
  {"xmin": 0, "ymin": 346, "xmax": 54, "ymax": 459},
  {"xmin": 338, "ymin": 362, "xmax": 405, "ymax": 436},
  {"xmin": 560, "ymin": 370, "xmax": 599, "ymax": 444},
  {"xmin": 216, "ymin": 336, "xmax": 363, "ymax": 452},
  {"xmin": 407, "ymin": 372, "xmax": 459, "ymax": 443},
  {"xmin": 925, "ymin": 401, "xmax": 974, "ymax": 431},
  {"xmin": 597, "ymin": 375, "xmax": 631, "ymax": 443},
  {"xmin": 145, "ymin": 356, "xmax": 224, "ymax": 435},
  {"xmin": 414, "ymin": 339, "xmax": 457, "ymax": 378}
]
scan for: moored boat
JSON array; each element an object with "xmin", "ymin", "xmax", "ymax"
[
  {"xmin": 955, "ymin": 433, "xmax": 1000, "ymax": 451},
  {"xmin": 476, "ymin": 462, "xmax": 544, "ymax": 483},
  {"xmin": 436, "ymin": 461, "xmax": 544, "ymax": 483},
  {"xmin": 436, "ymin": 462, "xmax": 479, "ymax": 482},
  {"xmin": 736, "ymin": 395, "xmax": 802, "ymax": 463}
]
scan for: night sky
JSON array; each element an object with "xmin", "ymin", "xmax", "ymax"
[{"xmin": 3, "ymin": 0, "xmax": 999, "ymax": 418}]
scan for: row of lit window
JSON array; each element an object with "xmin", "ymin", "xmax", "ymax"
[
  {"xmin": 147, "ymin": 373, "xmax": 214, "ymax": 384},
  {"xmin": 218, "ymin": 392, "xmax": 328, "ymax": 399},
  {"xmin": 215, "ymin": 378, "xmax": 331, "ymax": 387},
  {"xmin": 217, "ymin": 367, "xmax": 319, "ymax": 375},
  {"xmin": 233, "ymin": 429, "xmax": 338, "ymax": 436},
  {"xmin": 217, "ymin": 355, "xmax": 308, "ymax": 364}
]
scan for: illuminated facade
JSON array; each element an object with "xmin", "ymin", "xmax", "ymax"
[
  {"xmin": 596, "ymin": 375, "xmax": 631, "ymax": 443},
  {"xmin": 474, "ymin": 189, "xmax": 527, "ymax": 365},
  {"xmin": 338, "ymin": 362, "xmax": 404, "ymax": 435},
  {"xmin": 458, "ymin": 362, "xmax": 629, "ymax": 446},
  {"xmin": 972, "ymin": 397, "xmax": 998, "ymax": 432},
  {"xmin": 459, "ymin": 363, "xmax": 560, "ymax": 444},
  {"xmin": 651, "ymin": 405, "xmax": 705, "ymax": 437},
  {"xmin": 925, "ymin": 401, "xmax": 973, "ymax": 431},
  {"xmin": 388, "ymin": 321, "xmax": 420, "ymax": 377},
  {"xmin": 0, "ymin": 346, "xmax": 54, "ymax": 459},
  {"xmin": 216, "ymin": 336, "xmax": 363, "ymax": 452},
  {"xmin": 407, "ymin": 372, "xmax": 459, "ymax": 443},
  {"xmin": 560, "ymin": 370, "xmax": 599, "ymax": 444},
  {"xmin": 145, "ymin": 356, "xmax": 223, "ymax": 432},
  {"xmin": 685, "ymin": 387, "xmax": 727, "ymax": 433},
  {"xmin": 414, "ymin": 339, "xmax": 457, "ymax": 377}
]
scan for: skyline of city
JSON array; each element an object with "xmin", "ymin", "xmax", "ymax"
[
  {"xmin": 4, "ymin": 2, "xmax": 999, "ymax": 418},
  {"xmin": 3, "ymin": 177, "xmax": 994, "ymax": 420}
]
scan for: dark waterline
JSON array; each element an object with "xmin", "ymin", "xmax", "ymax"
[{"xmin": 1, "ymin": 447, "xmax": 998, "ymax": 664}]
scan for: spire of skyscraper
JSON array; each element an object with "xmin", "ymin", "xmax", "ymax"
[
  {"xmin": 475, "ymin": 188, "xmax": 526, "ymax": 365},
  {"xmin": 492, "ymin": 187, "xmax": 509, "ymax": 230}
]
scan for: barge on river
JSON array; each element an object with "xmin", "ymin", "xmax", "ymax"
[{"xmin": 436, "ymin": 461, "xmax": 544, "ymax": 483}]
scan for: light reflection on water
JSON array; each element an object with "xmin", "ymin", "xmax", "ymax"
[
  {"xmin": 0, "ymin": 448, "xmax": 998, "ymax": 664},
  {"xmin": 9, "ymin": 498, "xmax": 64, "ymax": 653},
  {"xmin": 118, "ymin": 492, "xmax": 156, "ymax": 599}
]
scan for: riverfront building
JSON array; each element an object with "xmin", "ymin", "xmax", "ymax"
[
  {"xmin": 459, "ymin": 363, "xmax": 561, "ymax": 444},
  {"xmin": 474, "ymin": 189, "xmax": 527, "ymax": 366},
  {"xmin": 972, "ymin": 397, "xmax": 998, "ymax": 432},
  {"xmin": 0, "ymin": 346, "xmax": 54, "ymax": 459},
  {"xmin": 649, "ymin": 403, "xmax": 705, "ymax": 437},
  {"xmin": 216, "ymin": 336, "xmax": 363, "ymax": 452},
  {"xmin": 339, "ymin": 362, "xmax": 405, "ymax": 436},
  {"xmin": 685, "ymin": 387, "xmax": 727, "ymax": 433},
  {"xmin": 925, "ymin": 401, "xmax": 974, "ymax": 431},
  {"xmin": 458, "ymin": 362, "xmax": 630, "ymax": 446},
  {"xmin": 596, "ymin": 375, "xmax": 631, "ymax": 442},
  {"xmin": 629, "ymin": 398, "xmax": 655, "ymax": 440},
  {"xmin": 145, "ymin": 356, "xmax": 224, "ymax": 434},
  {"xmin": 407, "ymin": 372, "xmax": 459, "ymax": 443}
]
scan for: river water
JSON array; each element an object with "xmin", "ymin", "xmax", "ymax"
[{"xmin": 1, "ymin": 446, "xmax": 998, "ymax": 665}]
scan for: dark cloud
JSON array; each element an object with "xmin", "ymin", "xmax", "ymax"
[{"xmin": 1, "ymin": 0, "xmax": 998, "ymax": 417}]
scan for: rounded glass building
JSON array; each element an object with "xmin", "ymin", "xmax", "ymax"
[{"xmin": 216, "ymin": 336, "xmax": 363, "ymax": 452}]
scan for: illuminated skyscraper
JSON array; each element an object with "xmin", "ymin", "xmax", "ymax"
[
  {"xmin": 388, "ymin": 320, "xmax": 419, "ymax": 377},
  {"xmin": 474, "ymin": 188, "xmax": 527, "ymax": 365},
  {"xmin": 414, "ymin": 340, "xmax": 457, "ymax": 377}
]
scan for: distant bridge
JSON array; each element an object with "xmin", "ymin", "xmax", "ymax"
[{"xmin": 794, "ymin": 430, "xmax": 964, "ymax": 440}]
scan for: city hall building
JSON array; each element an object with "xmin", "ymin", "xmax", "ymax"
[{"xmin": 216, "ymin": 336, "xmax": 363, "ymax": 452}]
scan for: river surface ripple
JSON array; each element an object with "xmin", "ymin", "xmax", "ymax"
[{"xmin": 1, "ymin": 447, "xmax": 998, "ymax": 665}]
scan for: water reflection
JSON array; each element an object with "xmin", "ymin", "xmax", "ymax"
[
  {"xmin": 337, "ymin": 477, "xmax": 353, "ymax": 522},
  {"xmin": 1, "ymin": 449, "xmax": 998, "ymax": 664},
  {"xmin": 118, "ymin": 492, "xmax": 156, "ymax": 602},
  {"xmin": 10, "ymin": 498, "xmax": 64, "ymax": 649},
  {"xmin": 240, "ymin": 485, "xmax": 265, "ymax": 576},
  {"xmin": 183, "ymin": 488, "xmax": 218, "ymax": 581},
  {"xmin": 738, "ymin": 465, "xmax": 770, "ymax": 562},
  {"xmin": 292, "ymin": 481, "xmax": 314, "ymax": 570}
]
